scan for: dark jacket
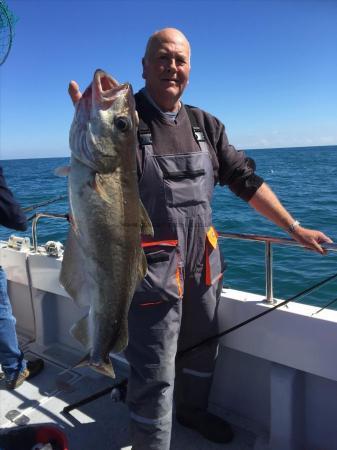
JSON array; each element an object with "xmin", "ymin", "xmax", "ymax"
[
  {"xmin": 135, "ymin": 90, "xmax": 264, "ymax": 202},
  {"xmin": 0, "ymin": 166, "xmax": 27, "ymax": 231}
]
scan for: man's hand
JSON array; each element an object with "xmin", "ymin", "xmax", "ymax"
[
  {"xmin": 68, "ymin": 80, "xmax": 82, "ymax": 105},
  {"xmin": 291, "ymin": 226, "xmax": 333, "ymax": 255},
  {"xmin": 249, "ymin": 183, "xmax": 333, "ymax": 255}
]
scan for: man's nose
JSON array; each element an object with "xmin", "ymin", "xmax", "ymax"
[{"xmin": 167, "ymin": 58, "xmax": 177, "ymax": 72}]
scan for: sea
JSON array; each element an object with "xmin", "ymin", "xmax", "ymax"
[{"xmin": 1, "ymin": 145, "xmax": 337, "ymax": 309}]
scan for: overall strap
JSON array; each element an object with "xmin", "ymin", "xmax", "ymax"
[
  {"xmin": 137, "ymin": 107, "xmax": 208, "ymax": 150},
  {"xmin": 184, "ymin": 105, "xmax": 206, "ymax": 144},
  {"xmin": 137, "ymin": 118, "xmax": 153, "ymax": 146}
]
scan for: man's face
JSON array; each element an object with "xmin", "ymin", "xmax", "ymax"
[{"xmin": 142, "ymin": 32, "xmax": 191, "ymax": 110}]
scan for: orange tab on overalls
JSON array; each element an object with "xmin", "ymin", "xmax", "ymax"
[
  {"xmin": 206, "ymin": 226, "xmax": 218, "ymax": 249},
  {"xmin": 205, "ymin": 226, "xmax": 219, "ymax": 286}
]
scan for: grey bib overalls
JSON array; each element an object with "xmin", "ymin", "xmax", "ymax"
[{"xmin": 125, "ymin": 112, "xmax": 225, "ymax": 450}]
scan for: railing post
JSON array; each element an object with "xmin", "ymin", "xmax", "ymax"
[
  {"xmin": 31, "ymin": 213, "xmax": 68, "ymax": 253},
  {"xmin": 32, "ymin": 216, "xmax": 38, "ymax": 253},
  {"xmin": 265, "ymin": 241, "xmax": 275, "ymax": 304}
]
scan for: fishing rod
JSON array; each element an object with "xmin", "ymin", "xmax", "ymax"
[
  {"xmin": 67, "ymin": 270, "xmax": 337, "ymax": 411},
  {"xmin": 312, "ymin": 296, "xmax": 337, "ymax": 316},
  {"xmin": 62, "ymin": 268, "xmax": 337, "ymax": 411},
  {"xmin": 177, "ymin": 270, "xmax": 337, "ymax": 360},
  {"xmin": 23, "ymin": 195, "xmax": 67, "ymax": 214}
]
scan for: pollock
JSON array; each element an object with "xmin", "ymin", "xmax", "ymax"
[{"xmin": 59, "ymin": 69, "xmax": 152, "ymax": 377}]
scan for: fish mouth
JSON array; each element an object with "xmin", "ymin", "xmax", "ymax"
[{"xmin": 93, "ymin": 69, "xmax": 130, "ymax": 108}]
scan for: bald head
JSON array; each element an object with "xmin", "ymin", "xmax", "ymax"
[
  {"xmin": 141, "ymin": 27, "xmax": 191, "ymax": 112},
  {"xmin": 144, "ymin": 28, "xmax": 191, "ymax": 63}
]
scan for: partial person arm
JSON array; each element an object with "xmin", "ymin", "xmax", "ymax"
[
  {"xmin": 69, "ymin": 86, "xmax": 332, "ymax": 254},
  {"xmin": 0, "ymin": 167, "xmax": 27, "ymax": 231},
  {"xmin": 209, "ymin": 118, "xmax": 333, "ymax": 254},
  {"xmin": 248, "ymin": 182, "xmax": 332, "ymax": 254},
  {"xmin": 67, "ymin": 80, "xmax": 83, "ymax": 230}
]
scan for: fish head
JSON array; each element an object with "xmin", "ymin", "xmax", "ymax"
[{"xmin": 69, "ymin": 69, "xmax": 138, "ymax": 173}]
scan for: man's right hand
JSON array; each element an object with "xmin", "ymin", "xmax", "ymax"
[{"xmin": 68, "ymin": 80, "xmax": 82, "ymax": 105}]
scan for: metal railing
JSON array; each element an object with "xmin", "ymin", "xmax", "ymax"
[
  {"xmin": 31, "ymin": 212, "xmax": 68, "ymax": 252},
  {"xmin": 218, "ymin": 232, "xmax": 337, "ymax": 304},
  {"xmin": 30, "ymin": 214, "xmax": 337, "ymax": 304}
]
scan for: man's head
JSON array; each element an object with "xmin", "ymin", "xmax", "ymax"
[{"xmin": 142, "ymin": 28, "xmax": 191, "ymax": 112}]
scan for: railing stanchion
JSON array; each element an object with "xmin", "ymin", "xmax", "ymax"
[
  {"xmin": 31, "ymin": 213, "xmax": 68, "ymax": 252},
  {"xmin": 217, "ymin": 231, "xmax": 336, "ymax": 304},
  {"xmin": 265, "ymin": 241, "xmax": 275, "ymax": 304}
]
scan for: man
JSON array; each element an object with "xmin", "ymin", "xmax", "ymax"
[
  {"xmin": 0, "ymin": 166, "xmax": 44, "ymax": 389},
  {"xmin": 69, "ymin": 28, "xmax": 332, "ymax": 449}
]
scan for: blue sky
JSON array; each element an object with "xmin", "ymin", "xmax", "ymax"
[{"xmin": 1, "ymin": 0, "xmax": 337, "ymax": 159}]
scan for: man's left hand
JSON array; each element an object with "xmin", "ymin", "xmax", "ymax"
[{"xmin": 291, "ymin": 226, "xmax": 333, "ymax": 255}]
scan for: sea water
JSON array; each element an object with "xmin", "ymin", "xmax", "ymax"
[{"xmin": 1, "ymin": 145, "xmax": 337, "ymax": 308}]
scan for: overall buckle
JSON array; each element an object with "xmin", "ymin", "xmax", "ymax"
[{"xmin": 192, "ymin": 126, "xmax": 206, "ymax": 142}]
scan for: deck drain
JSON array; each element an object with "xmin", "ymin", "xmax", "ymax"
[{"xmin": 5, "ymin": 409, "xmax": 30, "ymax": 425}]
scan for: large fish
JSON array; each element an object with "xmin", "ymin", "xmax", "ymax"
[{"xmin": 59, "ymin": 69, "xmax": 153, "ymax": 377}]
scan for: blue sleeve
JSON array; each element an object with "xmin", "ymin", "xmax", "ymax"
[{"xmin": 0, "ymin": 167, "xmax": 28, "ymax": 231}]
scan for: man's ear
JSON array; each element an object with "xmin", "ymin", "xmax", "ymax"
[{"xmin": 142, "ymin": 57, "xmax": 147, "ymax": 80}]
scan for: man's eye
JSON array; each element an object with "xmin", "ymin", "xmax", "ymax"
[{"xmin": 114, "ymin": 116, "xmax": 130, "ymax": 132}]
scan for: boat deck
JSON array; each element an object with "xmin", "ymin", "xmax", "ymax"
[
  {"xmin": 0, "ymin": 349, "xmax": 257, "ymax": 450},
  {"xmin": 2, "ymin": 238, "xmax": 337, "ymax": 449}
]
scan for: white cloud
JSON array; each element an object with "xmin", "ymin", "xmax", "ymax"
[{"xmin": 319, "ymin": 136, "xmax": 337, "ymax": 144}]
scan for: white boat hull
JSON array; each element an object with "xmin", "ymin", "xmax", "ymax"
[{"xmin": 1, "ymin": 241, "xmax": 337, "ymax": 449}]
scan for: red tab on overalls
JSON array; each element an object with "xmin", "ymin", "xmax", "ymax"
[{"xmin": 141, "ymin": 240, "xmax": 178, "ymax": 248}]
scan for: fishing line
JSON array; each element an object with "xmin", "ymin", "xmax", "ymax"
[
  {"xmin": 23, "ymin": 195, "xmax": 67, "ymax": 215},
  {"xmin": 177, "ymin": 270, "xmax": 337, "ymax": 360}
]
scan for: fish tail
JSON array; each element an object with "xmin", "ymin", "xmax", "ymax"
[{"xmin": 74, "ymin": 353, "xmax": 116, "ymax": 378}]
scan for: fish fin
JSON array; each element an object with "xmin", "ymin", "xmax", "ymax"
[
  {"xmin": 93, "ymin": 173, "xmax": 113, "ymax": 204},
  {"xmin": 74, "ymin": 353, "xmax": 116, "ymax": 378},
  {"xmin": 70, "ymin": 315, "xmax": 116, "ymax": 379},
  {"xmin": 138, "ymin": 249, "xmax": 148, "ymax": 282},
  {"xmin": 60, "ymin": 228, "xmax": 91, "ymax": 307},
  {"xmin": 140, "ymin": 201, "xmax": 154, "ymax": 237},
  {"xmin": 54, "ymin": 166, "xmax": 71, "ymax": 177},
  {"xmin": 135, "ymin": 110, "xmax": 139, "ymax": 127},
  {"xmin": 70, "ymin": 314, "xmax": 90, "ymax": 349}
]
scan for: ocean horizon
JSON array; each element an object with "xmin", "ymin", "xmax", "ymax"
[{"xmin": 2, "ymin": 144, "xmax": 336, "ymax": 162}]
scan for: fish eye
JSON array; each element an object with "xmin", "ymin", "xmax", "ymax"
[{"xmin": 114, "ymin": 116, "xmax": 130, "ymax": 132}]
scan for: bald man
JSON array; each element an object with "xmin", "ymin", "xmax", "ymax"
[{"xmin": 69, "ymin": 28, "xmax": 331, "ymax": 450}]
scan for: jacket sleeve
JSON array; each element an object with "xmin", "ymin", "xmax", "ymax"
[
  {"xmin": 0, "ymin": 167, "xmax": 28, "ymax": 231},
  {"xmin": 187, "ymin": 107, "xmax": 264, "ymax": 202},
  {"xmin": 215, "ymin": 122, "xmax": 264, "ymax": 201}
]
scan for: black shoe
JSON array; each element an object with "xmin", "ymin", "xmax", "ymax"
[
  {"xmin": 0, "ymin": 358, "xmax": 44, "ymax": 390},
  {"xmin": 26, "ymin": 358, "xmax": 45, "ymax": 379},
  {"xmin": 176, "ymin": 406, "xmax": 234, "ymax": 444}
]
